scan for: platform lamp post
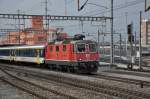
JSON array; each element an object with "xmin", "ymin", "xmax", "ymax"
[
  {"xmin": 17, "ymin": 9, "xmax": 21, "ymax": 45},
  {"xmin": 119, "ymin": 33, "xmax": 122, "ymax": 63}
]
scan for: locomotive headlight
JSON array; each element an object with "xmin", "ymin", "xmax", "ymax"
[{"xmin": 79, "ymin": 59, "xmax": 82, "ymax": 61}]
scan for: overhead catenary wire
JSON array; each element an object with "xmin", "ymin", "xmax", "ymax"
[
  {"xmin": 81, "ymin": 0, "xmax": 144, "ymax": 16},
  {"xmin": 94, "ymin": 0, "xmax": 144, "ymax": 16}
]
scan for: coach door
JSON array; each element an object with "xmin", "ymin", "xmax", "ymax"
[
  {"xmin": 13, "ymin": 50, "xmax": 16, "ymax": 61},
  {"xmin": 35, "ymin": 49, "xmax": 40, "ymax": 64},
  {"xmin": 10, "ymin": 49, "xmax": 14, "ymax": 61}
]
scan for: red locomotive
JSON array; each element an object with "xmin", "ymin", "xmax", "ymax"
[
  {"xmin": 0, "ymin": 34, "xmax": 99, "ymax": 73},
  {"xmin": 45, "ymin": 34, "xmax": 99, "ymax": 73}
]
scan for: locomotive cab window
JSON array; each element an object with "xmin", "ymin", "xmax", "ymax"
[
  {"xmin": 77, "ymin": 43, "xmax": 86, "ymax": 52},
  {"xmin": 89, "ymin": 43, "xmax": 97, "ymax": 52}
]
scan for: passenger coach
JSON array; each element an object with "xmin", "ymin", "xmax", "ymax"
[{"xmin": 0, "ymin": 45, "xmax": 45, "ymax": 64}]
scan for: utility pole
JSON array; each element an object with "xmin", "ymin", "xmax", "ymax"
[
  {"xmin": 101, "ymin": 21, "xmax": 106, "ymax": 54},
  {"xmin": 17, "ymin": 9, "xmax": 21, "ymax": 45},
  {"xmin": 139, "ymin": 11, "xmax": 142, "ymax": 70},
  {"xmin": 110, "ymin": 0, "xmax": 114, "ymax": 66},
  {"xmin": 120, "ymin": 33, "xmax": 122, "ymax": 63},
  {"xmin": 135, "ymin": 31, "xmax": 137, "ymax": 52},
  {"xmin": 23, "ymin": 11, "xmax": 26, "ymax": 29},
  {"xmin": 45, "ymin": 0, "xmax": 48, "ymax": 42},
  {"xmin": 64, "ymin": 0, "xmax": 67, "ymax": 15},
  {"xmin": 8, "ymin": 32, "xmax": 10, "ymax": 44},
  {"xmin": 78, "ymin": 0, "xmax": 80, "ymax": 11},
  {"xmin": 81, "ymin": 21, "xmax": 84, "ymax": 33},
  {"xmin": 98, "ymin": 29, "xmax": 100, "ymax": 54},
  {"xmin": 125, "ymin": 12, "xmax": 128, "ymax": 56},
  {"xmin": 131, "ymin": 22, "xmax": 134, "ymax": 69}
]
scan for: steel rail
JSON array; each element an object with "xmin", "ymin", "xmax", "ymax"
[
  {"xmin": 105, "ymin": 70, "xmax": 150, "ymax": 78},
  {"xmin": 0, "ymin": 68, "xmax": 78, "ymax": 99},
  {"xmin": 93, "ymin": 73, "xmax": 150, "ymax": 88},
  {"xmin": 0, "ymin": 64, "xmax": 149, "ymax": 99}
]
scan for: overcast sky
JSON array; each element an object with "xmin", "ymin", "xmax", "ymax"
[{"xmin": 0, "ymin": 0, "xmax": 149, "ymax": 41}]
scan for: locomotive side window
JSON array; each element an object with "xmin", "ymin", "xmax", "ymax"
[
  {"xmin": 63, "ymin": 45, "xmax": 66, "ymax": 52},
  {"xmin": 50, "ymin": 46, "xmax": 53, "ymax": 52},
  {"xmin": 89, "ymin": 43, "xmax": 97, "ymax": 52},
  {"xmin": 77, "ymin": 44, "xmax": 85, "ymax": 52},
  {"xmin": 56, "ymin": 46, "xmax": 59, "ymax": 52}
]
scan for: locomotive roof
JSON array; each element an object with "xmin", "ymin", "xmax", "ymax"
[
  {"xmin": 48, "ymin": 40, "xmax": 96, "ymax": 45},
  {"xmin": 0, "ymin": 45, "xmax": 45, "ymax": 50},
  {"xmin": 74, "ymin": 40, "xmax": 97, "ymax": 43}
]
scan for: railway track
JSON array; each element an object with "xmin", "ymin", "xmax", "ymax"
[
  {"xmin": 0, "ymin": 64, "xmax": 150, "ymax": 99},
  {"xmin": 0, "ymin": 68, "xmax": 77, "ymax": 99},
  {"xmin": 104, "ymin": 70, "xmax": 150, "ymax": 78},
  {"xmin": 92, "ymin": 73, "xmax": 150, "ymax": 88}
]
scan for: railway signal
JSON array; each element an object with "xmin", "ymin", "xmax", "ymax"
[{"xmin": 127, "ymin": 24, "xmax": 134, "ymax": 43}]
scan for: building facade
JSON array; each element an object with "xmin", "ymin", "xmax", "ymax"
[
  {"xmin": 140, "ymin": 20, "xmax": 150, "ymax": 46},
  {"xmin": 141, "ymin": 21, "xmax": 148, "ymax": 45},
  {"xmin": 0, "ymin": 16, "xmax": 68, "ymax": 45}
]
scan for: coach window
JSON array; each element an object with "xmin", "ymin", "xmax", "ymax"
[
  {"xmin": 31, "ymin": 49, "xmax": 34, "ymax": 56},
  {"xmin": 56, "ymin": 46, "xmax": 59, "ymax": 52},
  {"xmin": 63, "ymin": 45, "xmax": 66, "ymax": 52},
  {"xmin": 29, "ymin": 49, "xmax": 33, "ymax": 57},
  {"xmin": 50, "ymin": 46, "xmax": 53, "ymax": 52}
]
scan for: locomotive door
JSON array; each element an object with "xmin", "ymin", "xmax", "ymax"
[
  {"xmin": 62, "ymin": 45, "xmax": 67, "ymax": 60},
  {"xmin": 10, "ymin": 50, "xmax": 14, "ymax": 61},
  {"xmin": 13, "ymin": 50, "xmax": 16, "ymax": 61}
]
